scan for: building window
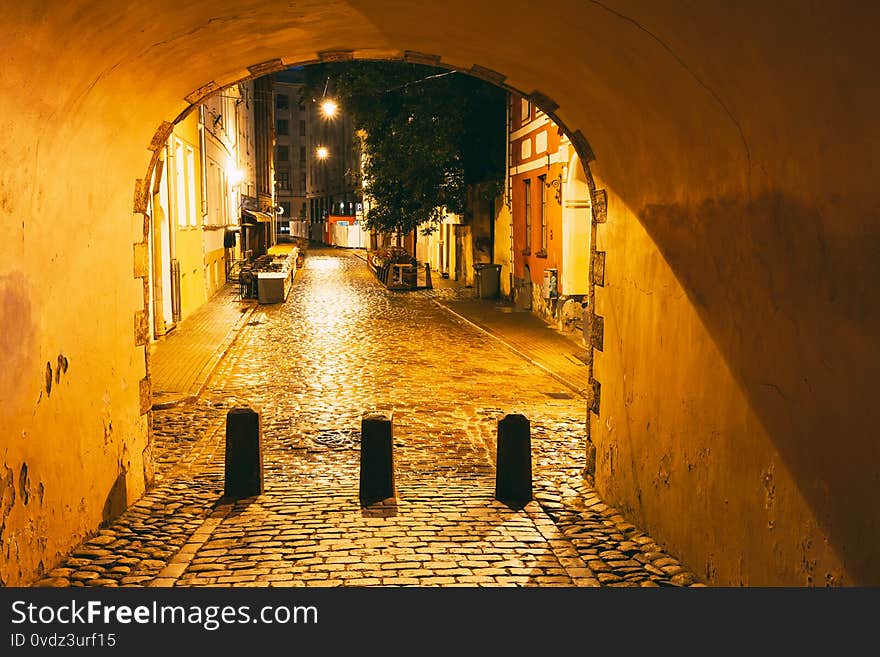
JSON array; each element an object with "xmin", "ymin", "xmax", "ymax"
[
  {"xmin": 300, "ymin": 146, "xmax": 306, "ymax": 164},
  {"xmin": 280, "ymin": 201, "xmax": 292, "ymax": 219},
  {"xmin": 521, "ymin": 98, "xmax": 531, "ymax": 122},
  {"xmin": 538, "ymin": 174, "xmax": 547, "ymax": 252},
  {"xmin": 174, "ymin": 142, "xmax": 186, "ymax": 227},
  {"xmin": 173, "ymin": 139, "xmax": 197, "ymax": 227},
  {"xmin": 299, "ymin": 120, "xmax": 306, "ymax": 136},
  {"xmin": 276, "ymin": 170, "xmax": 290, "ymax": 190},
  {"xmin": 276, "ymin": 119, "xmax": 289, "ymax": 135},
  {"xmin": 276, "ymin": 94, "xmax": 289, "ymax": 110},
  {"xmin": 276, "ymin": 145, "xmax": 289, "ymax": 162},
  {"xmin": 299, "ymin": 172, "xmax": 306, "ymax": 193},
  {"xmin": 524, "ymin": 178, "xmax": 532, "ymax": 252}
]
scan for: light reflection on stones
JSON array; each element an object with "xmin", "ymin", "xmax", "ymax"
[{"xmin": 35, "ymin": 249, "xmax": 699, "ymax": 588}]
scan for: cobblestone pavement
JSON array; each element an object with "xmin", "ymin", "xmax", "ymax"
[{"xmin": 35, "ymin": 249, "xmax": 701, "ymax": 588}]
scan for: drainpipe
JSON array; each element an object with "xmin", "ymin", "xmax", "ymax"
[
  {"xmin": 505, "ymin": 96, "xmax": 513, "ymax": 297},
  {"xmin": 198, "ymin": 104, "xmax": 208, "ymax": 219},
  {"xmin": 165, "ymin": 145, "xmax": 177, "ymax": 261},
  {"xmin": 166, "ymin": 144, "xmax": 181, "ymax": 324}
]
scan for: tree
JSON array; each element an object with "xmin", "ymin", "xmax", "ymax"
[{"xmin": 303, "ymin": 62, "xmax": 506, "ymax": 240}]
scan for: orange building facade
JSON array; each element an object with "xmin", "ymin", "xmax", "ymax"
[{"xmin": 508, "ymin": 95, "xmax": 591, "ymax": 330}]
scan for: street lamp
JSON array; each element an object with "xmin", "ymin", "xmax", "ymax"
[
  {"xmin": 320, "ymin": 99, "xmax": 338, "ymax": 118},
  {"xmin": 316, "ymin": 146, "xmax": 329, "ymax": 160},
  {"xmin": 318, "ymin": 75, "xmax": 339, "ymax": 119}
]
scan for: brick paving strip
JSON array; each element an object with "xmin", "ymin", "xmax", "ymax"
[
  {"xmin": 149, "ymin": 506, "xmax": 232, "ymax": 586},
  {"xmin": 34, "ymin": 249, "xmax": 701, "ymax": 588},
  {"xmin": 150, "ymin": 284, "xmax": 258, "ymax": 409}
]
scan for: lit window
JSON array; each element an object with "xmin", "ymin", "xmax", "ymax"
[
  {"xmin": 172, "ymin": 139, "xmax": 197, "ymax": 228},
  {"xmin": 174, "ymin": 142, "xmax": 186, "ymax": 227},
  {"xmin": 185, "ymin": 146, "xmax": 196, "ymax": 226}
]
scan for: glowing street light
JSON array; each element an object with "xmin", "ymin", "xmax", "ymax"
[
  {"xmin": 316, "ymin": 146, "xmax": 329, "ymax": 160},
  {"xmin": 320, "ymin": 99, "xmax": 338, "ymax": 118},
  {"xmin": 225, "ymin": 157, "xmax": 244, "ymax": 186}
]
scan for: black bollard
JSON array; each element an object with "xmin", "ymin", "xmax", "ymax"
[
  {"xmin": 495, "ymin": 414, "xmax": 532, "ymax": 509},
  {"xmin": 425, "ymin": 263, "xmax": 433, "ymax": 289},
  {"xmin": 224, "ymin": 406, "xmax": 263, "ymax": 499},
  {"xmin": 360, "ymin": 412, "xmax": 395, "ymax": 506}
]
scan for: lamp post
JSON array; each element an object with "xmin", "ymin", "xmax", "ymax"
[{"xmin": 318, "ymin": 93, "xmax": 337, "ymax": 232}]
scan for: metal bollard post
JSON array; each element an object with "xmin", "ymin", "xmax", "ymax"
[
  {"xmin": 425, "ymin": 262, "xmax": 433, "ymax": 289},
  {"xmin": 224, "ymin": 406, "xmax": 264, "ymax": 499},
  {"xmin": 495, "ymin": 414, "xmax": 532, "ymax": 509},
  {"xmin": 360, "ymin": 412, "xmax": 395, "ymax": 506}
]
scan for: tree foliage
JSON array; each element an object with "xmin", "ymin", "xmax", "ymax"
[{"xmin": 303, "ymin": 62, "xmax": 506, "ymax": 237}]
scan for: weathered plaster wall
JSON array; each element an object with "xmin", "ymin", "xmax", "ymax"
[
  {"xmin": 0, "ymin": 131, "xmax": 150, "ymax": 585},
  {"xmin": 0, "ymin": 0, "xmax": 877, "ymax": 585},
  {"xmin": 170, "ymin": 113, "xmax": 209, "ymax": 321},
  {"xmin": 493, "ymin": 204, "xmax": 513, "ymax": 298},
  {"xmin": 591, "ymin": 180, "xmax": 857, "ymax": 585}
]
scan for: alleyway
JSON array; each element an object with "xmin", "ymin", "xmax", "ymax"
[{"xmin": 36, "ymin": 249, "xmax": 698, "ymax": 588}]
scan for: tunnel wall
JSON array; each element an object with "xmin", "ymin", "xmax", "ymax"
[
  {"xmin": 0, "ymin": 0, "xmax": 877, "ymax": 585},
  {"xmin": 590, "ymin": 178, "xmax": 864, "ymax": 586}
]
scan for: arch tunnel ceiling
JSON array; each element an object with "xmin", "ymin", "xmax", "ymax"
[
  {"xmin": 1, "ymin": 0, "xmax": 879, "ymax": 587},
  {"xmin": 5, "ymin": 0, "xmax": 876, "ymax": 212}
]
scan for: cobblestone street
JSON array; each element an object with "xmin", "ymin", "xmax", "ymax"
[{"xmin": 36, "ymin": 249, "xmax": 700, "ymax": 588}]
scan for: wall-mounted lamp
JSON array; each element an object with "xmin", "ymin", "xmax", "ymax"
[
  {"xmin": 545, "ymin": 173, "xmax": 563, "ymax": 204},
  {"xmin": 544, "ymin": 152, "xmax": 563, "ymax": 204},
  {"xmin": 225, "ymin": 157, "xmax": 244, "ymax": 186}
]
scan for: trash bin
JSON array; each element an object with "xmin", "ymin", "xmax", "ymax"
[
  {"xmin": 474, "ymin": 263, "xmax": 502, "ymax": 299},
  {"xmin": 403, "ymin": 265, "xmax": 418, "ymax": 289}
]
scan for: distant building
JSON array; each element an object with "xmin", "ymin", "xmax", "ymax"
[
  {"xmin": 244, "ymin": 75, "xmax": 276, "ymax": 257},
  {"xmin": 272, "ymin": 70, "xmax": 308, "ymax": 241},
  {"xmin": 146, "ymin": 81, "xmax": 261, "ymax": 339},
  {"xmin": 272, "ymin": 68, "xmax": 361, "ymax": 245},
  {"xmin": 504, "ymin": 94, "xmax": 592, "ymax": 332}
]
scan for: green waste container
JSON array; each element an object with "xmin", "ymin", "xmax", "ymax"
[{"xmin": 474, "ymin": 263, "xmax": 502, "ymax": 299}]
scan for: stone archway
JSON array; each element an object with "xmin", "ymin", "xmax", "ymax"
[{"xmin": 1, "ymin": 1, "xmax": 878, "ymax": 586}]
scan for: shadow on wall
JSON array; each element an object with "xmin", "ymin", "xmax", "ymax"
[
  {"xmin": 102, "ymin": 472, "xmax": 127, "ymax": 526},
  {"xmin": 639, "ymin": 191, "xmax": 880, "ymax": 584}
]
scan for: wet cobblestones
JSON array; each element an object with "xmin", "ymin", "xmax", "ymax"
[
  {"xmin": 35, "ymin": 249, "xmax": 699, "ymax": 588},
  {"xmin": 150, "ymin": 398, "xmax": 229, "ymax": 479}
]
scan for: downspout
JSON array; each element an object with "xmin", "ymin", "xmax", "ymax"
[
  {"xmin": 166, "ymin": 145, "xmax": 177, "ymax": 261},
  {"xmin": 198, "ymin": 104, "xmax": 208, "ymax": 219},
  {"xmin": 198, "ymin": 104, "xmax": 210, "ymax": 297},
  {"xmin": 166, "ymin": 143, "xmax": 181, "ymax": 324},
  {"xmin": 505, "ymin": 95, "xmax": 513, "ymax": 297}
]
